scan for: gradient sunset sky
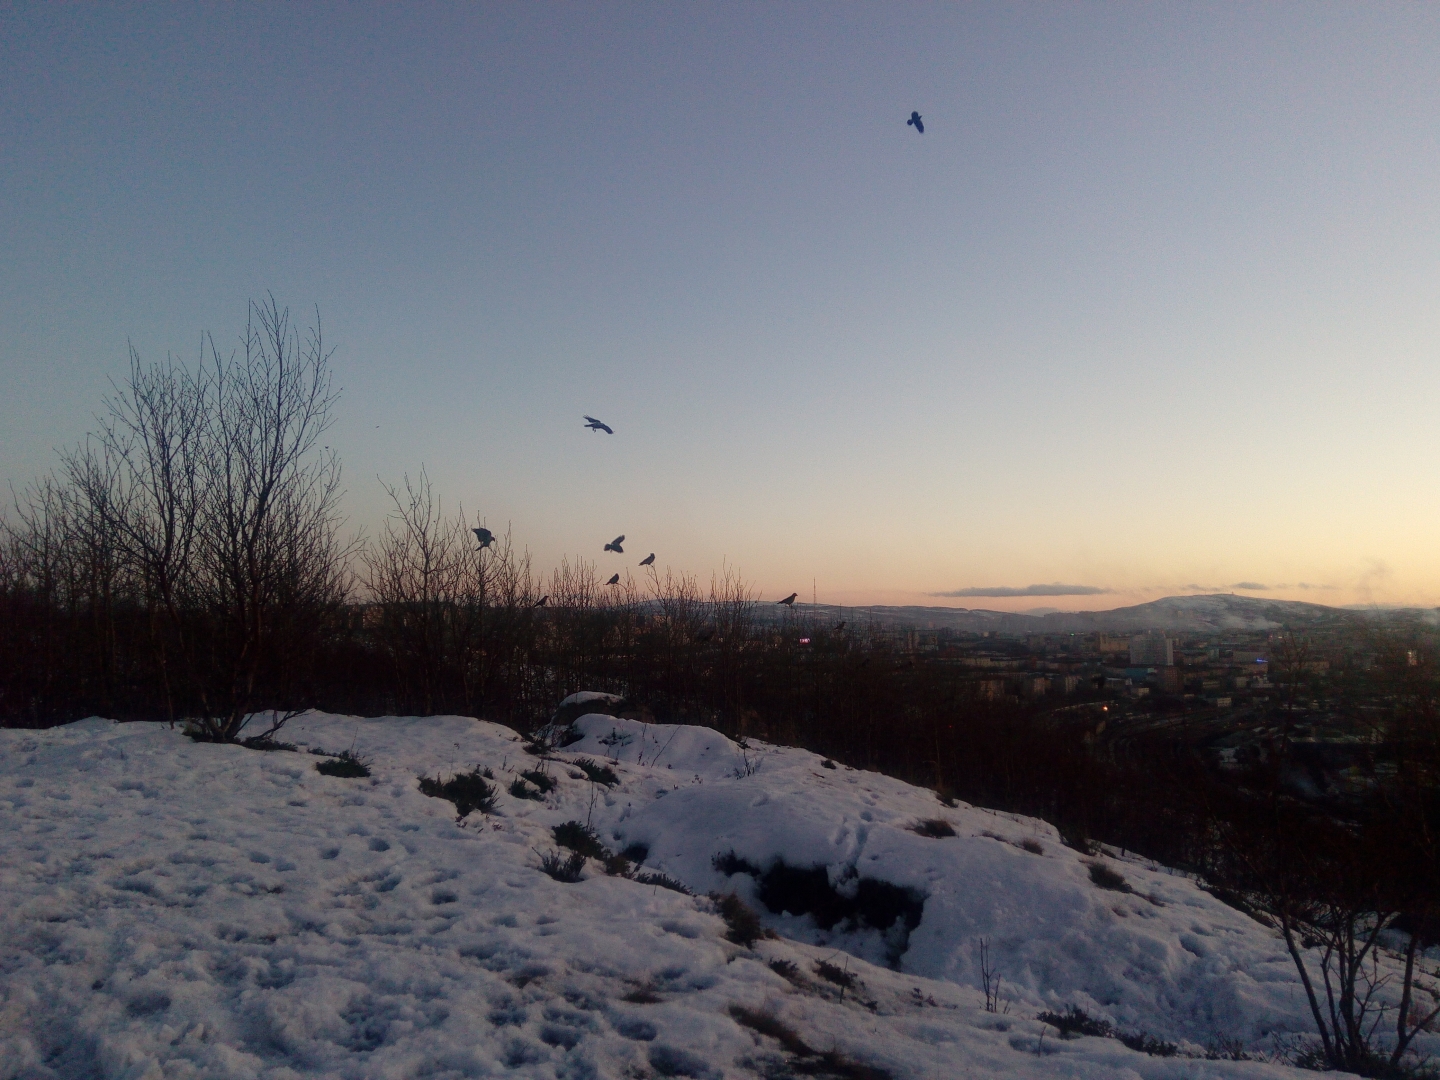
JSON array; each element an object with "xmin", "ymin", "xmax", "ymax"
[{"xmin": 4, "ymin": 3, "xmax": 1439, "ymax": 612}]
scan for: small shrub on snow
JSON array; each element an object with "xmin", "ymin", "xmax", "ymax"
[
  {"xmin": 552, "ymin": 821, "xmax": 608, "ymax": 859},
  {"xmin": 1037, "ymin": 1006, "xmax": 1178, "ymax": 1057},
  {"xmin": 603, "ymin": 852, "xmax": 635, "ymax": 877},
  {"xmin": 711, "ymin": 892, "xmax": 769, "ymax": 947},
  {"xmin": 768, "ymin": 959, "xmax": 802, "ymax": 985},
  {"xmin": 634, "ymin": 872, "xmax": 691, "ymax": 895},
  {"xmin": 508, "ymin": 776, "xmax": 541, "ymax": 800},
  {"xmin": 419, "ymin": 768, "xmax": 498, "ymax": 816},
  {"xmin": 315, "ymin": 750, "xmax": 371, "ymax": 778},
  {"xmin": 551, "ymin": 821, "xmax": 674, "ymax": 884},
  {"xmin": 538, "ymin": 850, "xmax": 586, "ymax": 883},
  {"xmin": 821, "ymin": 759, "xmax": 837, "ymax": 770},
  {"xmin": 520, "ymin": 768, "xmax": 556, "ymax": 794},
  {"xmin": 237, "ymin": 735, "xmax": 299, "ymax": 752},
  {"xmin": 910, "ymin": 818, "xmax": 956, "ymax": 839},
  {"xmin": 1120, "ymin": 1031, "xmax": 1178, "ymax": 1057},
  {"xmin": 1019, "ymin": 838, "xmax": 1044, "ymax": 855},
  {"xmin": 1037, "ymin": 1005, "xmax": 1113, "ymax": 1039},
  {"xmin": 573, "ymin": 757, "xmax": 619, "ymax": 786},
  {"xmin": 729, "ymin": 1005, "xmax": 892, "ymax": 1080},
  {"xmin": 814, "ymin": 958, "xmax": 856, "ymax": 992},
  {"xmin": 1086, "ymin": 861, "xmax": 1133, "ymax": 893}
]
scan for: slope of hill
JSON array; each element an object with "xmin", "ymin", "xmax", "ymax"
[{"xmin": 4, "ymin": 707, "xmax": 1425, "ymax": 1078}]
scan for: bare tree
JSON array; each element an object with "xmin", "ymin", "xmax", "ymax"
[
  {"xmin": 65, "ymin": 347, "xmax": 208, "ymax": 723},
  {"xmin": 187, "ymin": 296, "xmax": 349, "ymax": 741},
  {"xmin": 361, "ymin": 468, "xmax": 470, "ymax": 715}
]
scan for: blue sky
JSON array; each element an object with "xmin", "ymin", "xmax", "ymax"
[{"xmin": 4, "ymin": 3, "xmax": 1439, "ymax": 610}]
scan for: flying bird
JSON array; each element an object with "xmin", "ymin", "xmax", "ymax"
[
  {"xmin": 584, "ymin": 416, "xmax": 614, "ymax": 434},
  {"xmin": 605, "ymin": 573, "xmax": 620, "ymax": 585},
  {"xmin": 907, "ymin": 111, "xmax": 924, "ymax": 134},
  {"xmin": 534, "ymin": 595, "xmax": 548, "ymax": 607},
  {"xmin": 834, "ymin": 621, "xmax": 846, "ymax": 632},
  {"xmin": 777, "ymin": 593, "xmax": 797, "ymax": 606},
  {"xmin": 472, "ymin": 527, "xmax": 495, "ymax": 550},
  {"xmin": 639, "ymin": 553, "xmax": 655, "ymax": 566},
  {"xmin": 696, "ymin": 627, "xmax": 715, "ymax": 643},
  {"xmin": 604, "ymin": 535, "xmax": 625, "ymax": 553}
]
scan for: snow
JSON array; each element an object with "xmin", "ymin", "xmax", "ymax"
[{"xmin": 0, "ymin": 710, "xmax": 1412, "ymax": 1079}]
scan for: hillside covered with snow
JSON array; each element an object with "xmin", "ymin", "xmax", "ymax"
[{"xmin": 3, "ymin": 705, "xmax": 1426, "ymax": 1079}]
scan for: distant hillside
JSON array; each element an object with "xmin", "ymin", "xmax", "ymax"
[{"xmin": 783, "ymin": 594, "xmax": 1432, "ymax": 635}]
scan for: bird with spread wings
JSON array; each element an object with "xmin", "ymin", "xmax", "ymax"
[{"xmin": 584, "ymin": 416, "xmax": 614, "ymax": 434}]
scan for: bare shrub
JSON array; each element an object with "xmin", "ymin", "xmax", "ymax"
[
  {"xmin": 552, "ymin": 821, "xmax": 607, "ymax": 859},
  {"xmin": 315, "ymin": 750, "xmax": 371, "ymax": 778},
  {"xmin": 711, "ymin": 892, "xmax": 767, "ymax": 946},
  {"xmin": 573, "ymin": 757, "xmax": 619, "ymax": 786},
  {"xmin": 910, "ymin": 818, "xmax": 955, "ymax": 839},
  {"xmin": 728, "ymin": 1005, "xmax": 892, "ymax": 1080},
  {"xmin": 419, "ymin": 768, "xmax": 498, "ymax": 816},
  {"xmin": 634, "ymin": 872, "xmax": 691, "ymax": 895},
  {"xmin": 539, "ymin": 850, "xmax": 586, "ymax": 883},
  {"xmin": 1087, "ymin": 862, "xmax": 1132, "ymax": 892}
]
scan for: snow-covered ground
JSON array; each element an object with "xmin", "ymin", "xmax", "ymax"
[{"xmin": 1, "ymin": 706, "xmax": 1424, "ymax": 1079}]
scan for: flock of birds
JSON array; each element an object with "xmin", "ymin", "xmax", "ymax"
[
  {"xmin": 467, "ymin": 412, "xmax": 834, "ymax": 610},
  {"xmin": 469, "ymin": 105, "xmax": 918, "ymax": 613}
]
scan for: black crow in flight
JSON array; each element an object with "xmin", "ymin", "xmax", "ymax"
[
  {"xmin": 584, "ymin": 416, "xmax": 614, "ymax": 434},
  {"xmin": 605, "ymin": 573, "xmax": 620, "ymax": 585},
  {"xmin": 777, "ymin": 593, "xmax": 797, "ymax": 606},
  {"xmin": 639, "ymin": 553, "xmax": 655, "ymax": 566},
  {"xmin": 604, "ymin": 535, "xmax": 624, "ymax": 553},
  {"xmin": 472, "ymin": 527, "xmax": 495, "ymax": 550},
  {"xmin": 907, "ymin": 111, "xmax": 924, "ymax": 134},
  {"xmin": 534, "ymin": 595, "xmax": 548, "ymax": 607}
]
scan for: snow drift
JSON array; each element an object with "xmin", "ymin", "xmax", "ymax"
[{"xmin": 1, "ymin": 706, "xmax": 1416, "ymax": 1079}]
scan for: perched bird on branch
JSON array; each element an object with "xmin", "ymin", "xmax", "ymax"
[
  {"xmin": 472, "ymin": 527, "xmax": 495, "ymax": 550},
  {"xmin": 777, "ymin": 593, "xmax": 797, "ymax": 606},
  {"xmin": 639, "ymin": 553, "xmax": 655, "ymax": 566},
  {"xmin": 604, "ymin": 535, "xmax": 625, "ymax": 553},
  {"xmin": 605, "ymin": 573, "xmax": 620, "ymax": 585},
  {"xmin": 534, "ymin": 595, "xmax": 548, "ymax": 607},
  {"xmin": 907, "ymin": 111, "xmax": 924, "ymax": 133},
  {"xmin": 584, "ymin": 416, "xmax": 614, "ymax": 434}
]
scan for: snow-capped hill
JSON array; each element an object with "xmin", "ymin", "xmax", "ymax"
[
  {"xmin": 792, "ymin": 594, "xmax": 1360, "ymax": 634},
  {"xmin": 1036, "ymin": 594, "xmax": 1354, "ymax": 633},
  {"xmin": 1, "ymin": 711, "xmax": 1395, "ymax": 1079}
]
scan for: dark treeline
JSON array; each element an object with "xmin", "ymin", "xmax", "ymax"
[{"xmin": 3, "ymin": 301, "xmax": 1437, "ymax": 1073}]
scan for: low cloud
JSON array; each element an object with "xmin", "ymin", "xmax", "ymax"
[
  {"xmin": 931, "ymin": 583, "xmax": 1111, "ymax": 598},
  {"xmin": 1233, "ymin": 582, "xmax": 1268, "ymax": 591}
]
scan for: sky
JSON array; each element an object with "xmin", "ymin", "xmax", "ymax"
[{"xmin": 3, "ymin": 2, "xmax": 1439, "ymax": 612}]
